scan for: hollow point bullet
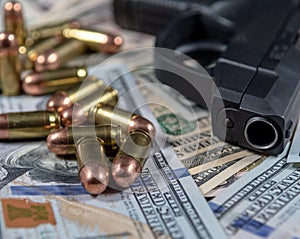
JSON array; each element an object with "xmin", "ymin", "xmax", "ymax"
[
  {"xmin": 47, "ymin": 125, "xmax": 122, "ymax": 155},
  {"xmin": 4, "ymin": 1, "xmax": 26, "ymax": 46},
  {"xmin": 63, "ymin": 28, "xmax": 123, "ymax": 54},
  {"xmin": 0, "ymin": 32, "xmax": 21, "ymax": 96},
  {"xmin": 0, "ymin": 110, "xmax": 60, "ymax": 140},
  {"xmin": 76, "ymin": 137, "xmax": 110, "ymax": 195},
  {"xmin": 111, "ymin": 130, "xmax": 152, "ymax": 188},
  {"xmin": 22, "ymin": 66, "xmax": 87, "ymax": 96},
  {"xmin": 35, "ymin": 39, "xmax": 86, "ymax": 72}
]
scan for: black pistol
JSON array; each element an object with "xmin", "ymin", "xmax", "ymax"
[
  {"xmin": 114, "ymin": 0, "xmax": 300, "ymax": 156},
  {"xmin": 113, "ymin": 0, "xmax": 213, "ymax": 35}
]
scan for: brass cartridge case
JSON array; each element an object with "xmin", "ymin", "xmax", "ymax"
[
  {"xmin": 22, "ymin": 66, "xmax": 87, "ymax": 96},
  {"xmin": 60, "ymin": 85, "xmax": 118, "ymax": 126},
  {"xmin": 112, "ymin": 130, "xmax": 152, "ymax": 188},
  {"xmin": 0, "ymin": 32, "xmax": 21, "ymax": 96},
  {"xmin": 63, "ymin": 28, "xmax": 123, "ymax": 54},
  {"xmin": 0, "ymin": 111, "xmax": 60, "ymax": 140},
  {"xmin": 25, "ymin": 20, "xmax": 80, "ymax": 47},
  {"xmin": 35, "ymin": 39, "xmax": 86, "ymax": 71},
  {"xmin": 47, "ymin": 125, "xmax": 122, "ymax": 155},
  {"xmin": 19, "ymin": 52, "xmax": 34, "ymax": 71},
  {"xmin": 76, "ymin": 137, "xmax": 110, "ymax": 195},
  {"xmin": 92, "ymin": 105, "xmax": 155, "ymax": 139},
  {"xmin": 46, "ymin": 76, "xmax": 118, "ymax": 113},
  {"xmin": 27, "ymin": 36, "xmax": 64, "ymax": 62},
  {"xmin": 4, "ymin": 1, "xmax": 26, "ymax": 46}
]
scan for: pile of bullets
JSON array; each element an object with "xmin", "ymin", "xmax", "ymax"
[
  {"xmin": 0, "ymin": 1, "xmax": 156, "ymax": 195},
  {"xmin": 0, "ymin": 1, "xmax": 123, "ymax": 96}
]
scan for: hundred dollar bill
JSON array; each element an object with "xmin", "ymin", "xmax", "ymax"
[
  {"xmin": 133, "ymin": 68, "xmax": 261, "ymax": 196},
  {"xmin": 0, "ymin": 95, "xmax": 52, "ymax": 190},
  {"xmin": 205, "ymin": 156, "xmax": 266, "ymax": 198},
  {"xmin": 0, "ymin": 63, "xmax": 227, "ymax": 239},
  {"xmin": 207, "ymin": 145, "xmax": 300, "ymax": 239},
  {"xmin": 287, "ymin": 119, "xmax": 300, "ymax": 163},
  {"xmin": 197, "ymin": 154, "xmax": 263, "ymax": 195}
]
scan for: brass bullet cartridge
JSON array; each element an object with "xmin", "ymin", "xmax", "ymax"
[
  {"xmin": 4, "ymin": 1, "xmax": 26, "ymax": 46},
  {"xmin": 46, "ymin": 76, "xmax": 117, "ymax": 112},
  {"xmin": 0, "ymin": 32, "xmax": 21, "ymax": 96},
  {"xmin": 27, "ymin": 36, "xmax": 64, "ymax": 62},
  {"xmin": 60, "ymin": 85, "xmax": 118, "ymax": 127},
  {"xmin": 25, "ymin": 20, "xmax": 80, "ymax": 47},
  {"xmin": 35, "ymin": 39, "xmax": 86, "ymax": 72},
  {"xmin": 76, "ymin": 136, "xmax": 110, "ymax": 195},
  {"xmin": 47, "ymin": 125, "xmax": 122, "ymax": 155},
  {"xmin": 91, "ymin": 105, "xmax": 155, "ymax": 139},
  {"xmin": 63, "ymin": 28, "xmax": 123, "ymax": 54},
  {"xmin": 19, "ymin": 51, "xmax": 34, "ymax": 71},
  {"xmin": 0, "ymin": 110, "xmax": 60, "ymax": 140},
  {"xmin": 112, "ymin": 130, "xmax": 152, "ymax": 188},
  {"xmin": 22, "ymin": 66, "xmax": 87, "ymax": 96}
]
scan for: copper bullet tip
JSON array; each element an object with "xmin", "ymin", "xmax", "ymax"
[
  {"xmin": 60, "ymin": 104, "xmax": 88, "ymax": 127},
  {"xmin": 46, "ymin": 91, "xmax": 72, "ymax": 112},
  {"xmin": 128, "ymin": 115, "xmax": 156, "ymax": 139},
  {"xmin": 100, "ymin": 34, "xmax": 123, "ymax": 54},
  {"xmin": 111, "ymin": 154, "xmax": 141, "ymax": 188},
  {"xmin": 4, "ymin": 2, "xmax": 13, "ymax": 11},
  {"xmin": 103, "ymin": 35, "xmax": 123, "ymax": 54},
  {"xmin": 22, "ymin": 72, "xmax": 43, "ymax": 95},
  {"xmin": 80, "ymin": 161, "xmax": 109, "ymax": 195},
  {"xmin": 0, "ymin": 32, "xmax": 18, "ymax": 49},
  {"xmin": 5, "ymin": 1, "xmax": 22, "ymax": 15},
  {"xmin": 68, "ymin": 20, "xmax": 81, "ymax": 29},
  {"xmin": 114, "ymin": 36, "xmax": 123, "ymax": 46},
  {"xmin": 35, "ymin": 50, "xmax": 60, "ymax": 72},
  {"xmin": 47, "ymin": 128, "xmax": 68, "ymax": 155}
]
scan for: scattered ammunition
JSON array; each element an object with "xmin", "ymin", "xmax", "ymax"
[
  {"xmin": 63, "ymin": 28, "xmax": 123, "ymax": 54},
  {"xmin": 76, "ymin": 136, "xmax": 110, "ymax": 195},
  {"xmin": 60, "ymin": 102, "xmax": 88, "ymax": 127},
  {"xmin": 60, "ymin": 85, "xmax": 118, "ymax": 127},
  {"xmin": 35, "ymin": 39, "xmax": 86, "ymax": 72},
  {"xmin": 22, "ymin": 66, "xmax": 87, "ymax": 96},
  {"xmin": 4, "ymin": 1, "xmax": 26, "ymax": 46},
  {"xmin": 25, "ymin": 20, "xmax": 80, "ymax": 47},
  {"xmin": 91, "ymin": 105, "xmax": 155, "ymax": 139},
  {"xmin": 0, "ymin": 32, "xmax": 21, "ymax": 96},
  {"xmin": 111, "ymin": 130, "xmax": 152, "ymax": 188},
  {"xmin": 27, "ymin": 36, "xmax": 64, "ymax": 62},
  {"xmin": 47, "ymin": 125, "xmax": 122, "ymax": 155},
  {"xmin": 19, "ymin": 50, "xmax": 34, "ymax": 71},
  {"xmin": 0, "ymin": 110, "xmax": 60, "ymax": 140},
  {"xmin": 46, "ymin": 76, "xmax": 117, "ymax": 113}
]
